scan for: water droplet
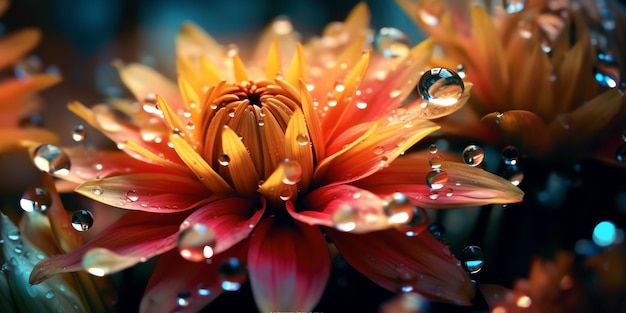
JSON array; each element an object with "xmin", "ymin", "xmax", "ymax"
[
  {"xmin": 428, "ymin": 158, "xmax": 442, "ymax": 169},
  {"xmin": 20, "ymin": 187, "xmax": 52, "ymax": 213},
  {"xmin": 45, "ymin": 290, "xmax": 55, "ymax": 299},
  {"xmin": 91, "ymin": 186, "xmax": 104, "ymax": 196},
  {"xmin": 33, "ymin": 144, "xmax": 71, "ymax": 175},
  {"xmin": 219, "ymin": 258, "xmax": 246, "ymax": 291},
  {"xmin": 296, "ymin": 133, "xmax": 309, "ymax": 146},
  {"xmin": 82, "ymin": 247, "xmax": 141, "ymax": 277},
  {"xmin": 426, "ymin": 169, "xmax": 448, "ymax": 190},
  {"xmin": 334, "ymin": 81, "xmax": 345, "ymax": 92},
  {"xmin": 516, "ymin": 295, "xmax": 532, "ymax": 308},
  {"xmin": 429, "ymin": 190, "xmax": 439, "ymax": 200},
  {"xmin": 428, "ymin": 224, "xmax": 446, "ymax": 241},
  {"xmin": 417, "ymin": 67, "xmax": 464, "ymax": 107},
  {"xmin": 462, "ymin": 145, "xmax": 484, "ymax": 167},
  {"xmin": 384, "ymin": 193, "xmax": 413, "ymax": 224},
  {"xmin": 218, "ymin": 154, "xmax": 230, "ymax": 166},
  {"xmin": 505, "ymin": 0, "xmax": 526, "ymax": 13},
  {"xmin": 428, "ymin": 144, "xmax": 438, "ymax": 154},
  {"xmin": 400, "ymin": 285, "xmax": 414, "ymax": 292},
  {"xmin": 373, "ymin": 27, "xmax": 410, "ymax": 58},
  {"xmin": 7, "ymin": 229, "xmax": 20, "ymax": 241},
  {"xmin": 373, "ymin": 146, "xmax": 385, "ymax": 155},
  {"xmin": 356, "ymin": 101, "xmax": 367, "ymax": 109},
  {"xmin": 501, "ymin": 165, "xmax": 524, "ymax": 186},
  {"xmin": 176, "ymin": 290, "xmax": 192, "ymax": 307},
  {"xmin": 460, "ymin": 245, "xmax": 484, "ymax": 274},
  {"xmin": 456, "ymin": 64, "xmax": 466, "ymax": 79},
  {"xmin": 72, "ymin": 125, "xmax": 86, "ymax": 142},
  {"xmin": 281, "ymin": 159, "xmax": 302, "ymax": 185},
  {"xmin": 444, "ymin": 188, "xmax": 453, "ymax": 197},
  {"xmin": 332, "ymin": 204, "xmax": 357, "ymax": 232},
  {"xmin": 197, "ymin": 284, "xmax": 211, "ymax": 296},
  {"xmin": 71, "ymin": 210, "xmax": 94, "ymax": 231},
  {"xmin": 177, "ymin": 223, "xmax": 216, "ymax": 262},
  {"xmin": 501, "ymin": 145, "xmax": 519, "ymax": 165},
  {"xmin": 279, "ymin": 189, "xmax": 293, "ymax": 201},
  {"xmin": 616, "ymin": 143, "xmax": 626, "ymax": 162},
  {"xmin": 126, "ymin": 190, "xmax": 139, "ymax": 202}
]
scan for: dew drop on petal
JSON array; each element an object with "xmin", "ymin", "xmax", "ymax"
[
  {"xmin": 82, "ymin": 247, "xmax": 141, "ymax": 277},
  {"xmin": 279, "ymin": 189, "xmax": 293, "ymax": 201},
  {"xmin": 373, "ymin": 27, "xmax": 410, "ymax": 58},
  {"xmin": 71, "ymin": 210, "xmax": 94, "ymax": 231},
  {"xmin": 281, "ymin": 159, "xmax": 302, "ymax": 185},
  {"xmin": 383, "ymin": 193, "xmax": 414, "ymax": 224},
  {"xmin": 218, "ymin": 154, "xmax": 230, "ymax": 166},
  {"xmin": 502, "ymin": 145, "xmax": 520, "ymax": 165},
  {"xmin": 176, "ymin": 290, "xmax": 192, "ymax": 307},
  {"xmin": 44, "ymin": 290, "xmax": 55, "ymax": 299},
  {"xmin": 219, "ymin": 257, "xmax": 246, "ymax": 291},
  {"xmin": 373, "ymin": 145, "xmax": 385, "ymax": 155},
  {"xmin": 428, "ymin": 158, "xmax": 442, "ymax": 169},
  {"xmin": 400, "ymin": 206, "xmax": 429, "ymax": 236},
  {"xmin": 33, "ymin": 144, "xmax": 71, "ymax": 175},
  {"xmin": 126, "ymin": 190, "xmax": 139, "ymax": 202},
  {"xmin": 332, "ymin": 204, "xmax": 357, "ymax": 232},
  {"xmin": 7, "ymin": 229, "xmax": 20, "ymax": 241},
  {"xmin": 429, "ymin": 190, "xmax": 439, "ymax": 200},
  {"xmin": 426, "ymin": 169, "xmax": 448, "ymax": 190},
  {"xmin": 91, "ymin": 186, "xmax": 104, "ymax": 196},
  {"xmin": 20, "ymin": 187, "xmax": 52, "ymax": 213},
  {"xmin": 428, "ymin": 144, "xmax": 438, "ymax": 154},
  {"xmin": 178, "ymin": 223, "xmax": 216, "ymax": 262},
  {"xmin": 417, "ymin": 67, "xmax": 464, "ymax": 107},
  {"xmin": 356, "ymin": 101, "xmax": 367, "ymax": 109},
  {"xmin": 462, "ymin": 145, "xmax": 484, "ymax": 167},
  {"xmin": 197, "ymin": 284, "xmax": 211, "ymax": 296},
  {"xmin": 616, "ymin": 144, "xmax": 626, "ymax": 162},
  {"xmin": 501, "ymin": 165, "xmax": 524, "ymax": 186},
  {"xmin": 72, "ymin": 125, "xmax": 86, "ymax": 142},
  {"xmin": 460, "ymin": 245, "xmax": 485, "ymax": 275},
  {"xmin": 296, "ymin": 133, "xmax": 309, "ymax": 146}
]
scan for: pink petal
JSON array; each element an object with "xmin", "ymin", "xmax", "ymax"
[
  {"xmin": 140, "ymin": 243, "xmax": 247, "ymax": 313},
  {"xmin": 354, "ymin": 153, "xmax": 524, "ymax": 208},
  {"xmin": 247, "ymin": 217, "xmax": 330, "ymax": 312},
  {"xmin": 30, "ymin": 211, "xmax": 187, "ymax": 284},
  {"xmin": 75, "ymin": 173, "xmax": 211, "ymax": 212},
  {"xmin": 327, "ymin": 228, "xmax": 475, "ymax": 305},
  {"xmin": 288, "ymin": 184, "xmax": 391, "ymax": 233},
  {"xmin": 182, "ymin": 197, "xmax": 264, "ymax": 254}
]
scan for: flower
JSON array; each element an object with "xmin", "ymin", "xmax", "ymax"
[
  {"xmin": 29, "ymin": 3, "xmax": 523, "ymax": 312},
  {"xmin": 0, "ymin": 0, "xmax": 60, "ymax": 154},
  {"xmin": 1, "ymin": 173, "xmax": 114, "ymax": 312},
  {"xmin": 397, "ymin": 0, "xmax": 626, "ymax": 164}
]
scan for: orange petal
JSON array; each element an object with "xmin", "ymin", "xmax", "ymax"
[
  {"xmin": 355, "ymin": 153, "xmax": 524, "ymax": 208},
  {"xmin": 286, "ymin": 43, "xmax": 306, "ymax": 86},
  {"xmin": 0, "ymin": 28, "xmax": 40, "ymax": 69},
  {"xmin": 327, "ymin": 228, "xmax": 475, "ymax": 305},
  {"xmin": 248, "ymin": 217, "xmax": 330, "ymax": 312},
  {"xmin": 75, "ymin": 173, "xmax": 211, "ymax": 212},
  {"xmin": 116, "ymin": 62, "xmax": 183, "ymax": 113},
  {"xmin": 0, "ymin": 75, "xmax": 61, "ymax": 113},
  {"xmin": 0, "ymin": 128, "xmax": 58, "ymax": 154},
  {"xmin": 481, "ymin": 110, "xmax": 552, "ymax": 156},
  {"xmin": 221, "ymin": 126, "xmax": 260, "ymax": 198}
]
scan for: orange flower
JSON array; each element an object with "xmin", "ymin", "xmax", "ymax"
[
  {"xmin": 0, "ymin": 0, "xmax": 60, "ymax": 154},
  {"xmin": 397, "ymin": 0, "xmax": 626, "ymax": 163},
  {"xmin": 29, "ymin": 3, "xmax": 522, "ymax": 312}
]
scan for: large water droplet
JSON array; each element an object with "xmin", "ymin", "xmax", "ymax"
[
  {"xmin": 72, "ymin": 125, "xmax": 86, "ymax": 142},
  {"xmin": 296, "ymin": 133, "xmax": 309, "ymax": 146},
  {"xmin": 373, "ymin": 27, "xmax": 410, "ymax": 58},
  {"xmin": 426, "ymin": 169, "xmax": 448, "ymax": 190},
  {"xmin": 176, "ymin": 290, "xmax": 192, "ymax": 307},
  {"xmin": 20, "ymin": 187, "xmax": 52, "ymax": 213},
  {"xmin": 219, "ymin": 257, "xmax": 246, "ymax": 291},
  {"xmin": 462, "ymin": 145, "xmax": 484, "ymax": 167},
  {"xmin": 281, "ymin": 159, "xmax": 302, "ymax": 185},
  {"xmin": 71, "ymin": 210, "xmax": 94, "ymax": 231},
  {"xmin": 417, "ymin": 68, "xmax": 464, "ymax": 107},
  {"xmin": 332, "ymin": 204, "xmax": 357, "ymax": 232},
  {"xmin": 460, "ymin": 245, "xmax": 484, "ymax": 274},
  {"xmin": 82, "ymin": 247, "xmax": 141, "ymax": 277},
  {"xmin": 383, "ymin": 193, "xmax": 414, "ymax": 224},
  {"xmin": 501, "ymin": 165, "xmax": 524, "ymax": 186},
  {"xmin": 178, "ymin": 223, "xmax": 216, "ymax": 262},
  {"xmin": 218, "ymin": 154, "xmax": 230, "ymax": 166},
  {"xmin": 33, "ymin": 144, "xmax": 71, "ymax": 175},
  {"xmin": 502, "ymin": 145, "xmax": 520, "ymax": 165},
  {"xmin": 399, "ymin": 206, "xmax": 429, "ymax": 236}
]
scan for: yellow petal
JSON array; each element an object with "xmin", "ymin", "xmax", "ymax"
[
  {"xmin": 221, "ymin": 126, "xmax": 260, "ymax": 198},
  {"xmin": 286, "ymin": 43, "xmax": 306, "ymax": 86},
  {"xmin": 285, "ymin": 106, "xmax": 314, "ymax": 192},
  {"xmin": 298, "ymin": 80, "xmax": 325, "ymax": 163},
  {"xmin": 264, "ymin": 41, "xmax": 282, "ymax": 80},
  {"xmin": 232, "ymin": 54, "xmax": 249, "ymax": 82},
  {"xmin": 0, "ymin": 28, "xmax": 40, "ymax": 69}
]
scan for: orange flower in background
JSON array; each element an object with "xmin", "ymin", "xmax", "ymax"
[
  {"xmin": 397, "ymin": 0, "xmax": 626, "ymax": 163},
  {"xmin": 28, "ymin": 3, "xmax": 522, "ymax": 312},
  {"xmin": 0, "ymin": 0, "xmax": 60, "ymax": 154}
]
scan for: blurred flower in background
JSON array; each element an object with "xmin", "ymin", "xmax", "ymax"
[
  {"xmin": 397, "ymin": 0, "xmax": 626, "ymax": 164},
  {"xmin": 23, "ymin": 2, "xmax": 525, "ymax": 313}
]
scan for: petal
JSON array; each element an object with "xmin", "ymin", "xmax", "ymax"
[
  {"xmin": 288, "ymin": 184, "xmax": 391, "ymax": 233},
  {"xmin": 182, "ymin": 197, "xmax": 263, "ymax": 254},
  {"xmin": 0, "ymin": 128, "xmax": 59, "ymax": 154},
  {"xmin": 0, "ymin": 28, "xmax": 40, "ymax": 69},
  {"xmin": 248, "ymin": 217, "xmax": 330, "ymax": 312},
  {"xmin": 75, "ymin": 173, "xmax": 211, "ymax": 213},
  {"xmin": 354, "ymin": 153, "xmax": 524, "ymax": 208},
  {"xmin": 481, "ymin": 110, "xmax": 552, "ymax": 156},
  {"xmin": 0, "ymin": 74, "xmax": 61, "ymax": 115},
  {"xmin": 139, "ymin": 244, "xmax": 247, "ymax": 313},
  {"xmin": 30, "ymin": 211, "xmax": 187, "ymax": 284},
  {"xmin": 284, "ymin": 106, "xmax": 314, "ymax": 192},
  {"xmin": 286, "ymin": 43, "xmax": 306, "ymax": 86},
  {"xmin": 221, "ymin": 126, "xmax": 259, "ymax": 198},
  {"xmin": 327, "ymin": 228, "xmax": 475, "ymax": 305},
  {"xmin": 116, "ymin": 62, "xmax": 183, "ymax": 113}
]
